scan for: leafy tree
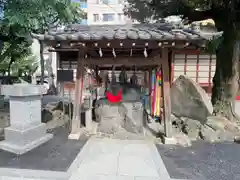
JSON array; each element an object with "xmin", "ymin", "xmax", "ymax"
[
  {"xmin": 0, "ymin": 0, "xmax": 85, "ymax": 84},
  {"xmin": 124, "ymin": 0, "xmax": 240, "ymax": 121}
]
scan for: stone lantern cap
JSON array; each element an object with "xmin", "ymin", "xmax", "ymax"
[{"xmin": 1, "ymin": 84, "xmax": 46, "ymax": 97}]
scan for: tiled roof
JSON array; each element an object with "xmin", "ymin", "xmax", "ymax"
[{"xmin": 31, "ymin": 23, "xmax": 222, "ymax": 42}]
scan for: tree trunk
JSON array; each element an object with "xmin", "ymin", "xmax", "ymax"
[
  {"xmin": 39, "ymin": 40, "xmax": 45, "ymax": 85},
  {"xmin": 45, "ymin": 50, "xmax": 53, "ymax": 85},
  {"xmin": 7, "ymin": 57, "xmax": 14, "ymax": 77},
  {"xmin": 211, "ymin": 25, "xmax": 240, "ymax": 122}
]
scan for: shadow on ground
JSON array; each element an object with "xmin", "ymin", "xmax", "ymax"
[
  {"xmin": 156, "ymin": 141, "xmax": 240, "ymax": 180},
  {"xmin": 0, "ymin": 127, "xmax": 88, "ymax": 172}
]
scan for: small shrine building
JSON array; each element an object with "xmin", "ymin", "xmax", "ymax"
[{"xmin": 32, "ymin": 23, "xmax": 219, "ymax": 141}]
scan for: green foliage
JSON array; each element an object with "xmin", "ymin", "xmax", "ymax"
[
  {"xmin": 123, "ymin": 0, "xmax": 157, "ymax": 23},
  {"xmin": 0, "ymin": 40, "xmax": 37, "ymax": 75},
  {"xmin": 0, "ymin": 0, "xmax": 85, "ymax": 74},
  {"xmin": 12, "ymin": 55, "xmax": 39, "ymax": 75},
  {"xmin": 125, "ymin": 0, "xmax": 240, "ymax": 28},
  {"xmin": 2, "ymin": 0, "xmax": 85, "ymax": 33}
]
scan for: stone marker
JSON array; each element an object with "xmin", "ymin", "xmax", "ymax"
[
  {"xmin": 171, "ymin": 75, "xmax": 213, "ymax": 124},
  {"xmin": 0, "ymin": 84, "xmax": 53, "ymax": 155},
  {"xmin": 84, "ymin": 94, "xmax": 93, "ymax": 131}
]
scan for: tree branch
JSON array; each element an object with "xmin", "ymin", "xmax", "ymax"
[
  {"xmin": 180, "ymin": 9, "xmax": 215, "ymax": 22},
  {"xmin": 0, "ymin": 44, "xmax": 14, "ymax": 62},
  {"xmin": 150, "ymin": 0, "xmax": 216, "ymax": 22}
]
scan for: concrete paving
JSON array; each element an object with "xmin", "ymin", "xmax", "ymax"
[
  {"xmin": 69, "ymin": 137, "xmax": 171, "ymax": 180},
  {"xmin": 235, "ymin": 101, "xmax": 240, "ymax": 117},
  {"xmin": 0, "ymin": 136, "xmax": 180, "ymax": 180}
]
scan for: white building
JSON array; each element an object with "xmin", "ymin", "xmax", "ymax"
[
  {"xmin": 87, "ymin": 0, "xmax": 130, "ymax": 25},
  {"xmin": 31, "ymin": 39, "xmax": 57, "ymax": 86}
]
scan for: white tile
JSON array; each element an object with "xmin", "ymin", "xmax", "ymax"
[
  {"xmin": 118, "ymin": 155, "xmax": 159, "ymax": 177},
  {"xmin": 120, "ymin": 143, "xmax": 151, "ymax": 156},
  {"xmin": 116, "ymin": 175, "xmax": 135, "ymax": 180},
  {"xmin": 87, "ymin": 140, "xmax": 122, "ymax": 154},
  {"xmin": 81, "ymin": 140, "xmax": 121, "ymax": 164},
  {"xmin": 77, "ymin": 153, "xmax": 119, "ymax": 175},
  {"xmin": 1, "ymin": 177, "xmax": 23, "ymax": 180},
  {"xmin": 134, "ymin": 177, "xmax": 160, "ymax": 180},
  {"xmin": 81, "ymin": 150, "xmax": 118, "ymax": 164},
  {"xmin": 70, "ymin": 174, "xmax": 117, "ymax": 180},
  {"xmin": 70, "ymin": 174, "xmax": 135, "ymax": 180}
]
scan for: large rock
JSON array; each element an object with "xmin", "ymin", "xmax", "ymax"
[
  {"xmin": 171, "ymin": 113, "xmax": 240, "ymax": 143},
  {"xmin": 120, "ymin": 83, "xmax": 142, "ymax": 102},
  {"xmin": 199, "ymin": 125, "xmax": 220, "ymax": 142},
  {"xmin": 171, "ymin": 75, "xmax": 213, "ymax": 124},
  {"xmin": 206, "ymin": 116, "xmax": 240, "ymax": 133},
  {"xmin": 122, "ymin": 102, "xmax": 144, "ymax": 134},
  {"xmin": 97, "ymin": 103, "xmax": 125, "ymax": 134},
  {"xmin": 42, "ymin": 101, "xmax": 73, "ymax": 130},
  {"xmin": 95, "ymin": 83, "xmax": 145, "ymax": 135},
  {"xmin": 106, "ymin": 82, "xmax": 143, "ymax": 102},
  {"xmin": 181, "ymin": 117, "xmax": 202, "ymax": 140},
  {"xmin": 95, "ymin": 100, "xmax": 145, "ymax": 135}
]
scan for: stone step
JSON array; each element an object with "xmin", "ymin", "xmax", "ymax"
[{"xmin": 4, "ymin": 123, "xmax": 48, "ymax": 146}]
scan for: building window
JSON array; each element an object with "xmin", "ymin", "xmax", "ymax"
[
  {"xmin": 93, "ymin": 14, "xmax": 100, "ymax": 22},
  {"xmin": 102, "ymin": 13, "xmax": 115, "ymax": 22},
  {"xmin": 118, "ymin": 13, "xmax": 124, "ymax": 21}
]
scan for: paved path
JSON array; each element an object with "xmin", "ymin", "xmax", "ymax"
[
  {"xmin": 69, "ymin": 137, "xmax": 171, "ymax": 180},
  {"xmin": 235, "ymin": 101, "xmax": 240, "ymax": 117}
]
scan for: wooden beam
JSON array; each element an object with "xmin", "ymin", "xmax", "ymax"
[
  {"xmin": 97, "ymin": 66, "xmax": 155, "ymax": 71},
  {"xmin": 161, "ymin": 48, "xmax": 172, "ymax": 138},
  {"xmin": 148, "ymin": 68, "xmax": 152, "ymax": 115},
  {"xmin": 83, "ymin": 57, "xmax": 162, "ymax": 66},
  {"xmin": 48, "ymin": 48, "xmax": 79, "ymax": 52},
  {"xmin": 69, "ymin": 50, "xmax": 84, "ymax": 139},
  {"xmin": 46, "ymin": 39, "xmax": 198, "ymax": 50}
]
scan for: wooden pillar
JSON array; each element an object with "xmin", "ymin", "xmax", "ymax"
[
  {"xmin": 161, "ymin": 48, "xmax": 172, "ymax": 138},
  {"xmin": 95, "ymin": 66, "xmax": 98, "ymax": 99},
  {"xmin": 148, "ymin": 68, "xmax": 152, "ymax": 113},
  {"xmin": 69, "ymin": 50, "xmax": 84, "ymax": 139}
]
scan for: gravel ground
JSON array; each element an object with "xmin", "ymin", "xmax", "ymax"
[
  {"xmin": 0, "ymin": 128, "xmax": 88, "ymax": 172},
  {"xmin": 156, "ymin": 141, "xmax": 240, "ymax": 180}
]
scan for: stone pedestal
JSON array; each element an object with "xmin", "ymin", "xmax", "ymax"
[
  {"xmin": 162, "ymin": 137, "xmax": 177, "ymax": 144},
  {"xmin": 0, "ymin": 84, "xmax": 53, "ymax": 155},
  {"xmin": 84, "ymin": 95, "xmax": 92, "ymax": 131}
]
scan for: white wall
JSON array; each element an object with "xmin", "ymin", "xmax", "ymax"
[
  {"xmin": 31, "ymin": 39, "xmax": 57, "ymax": 84},
  {"xmin": 31, "ymin": 39, "xmax": 41, "ymax": 63}
]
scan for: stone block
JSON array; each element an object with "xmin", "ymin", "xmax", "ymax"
[
  {"xmin": 0, "ymin": 84, "xmax": 52, "ymax": 154},
  {"xmin": 162, "ymin": 137, "xmax": 177, "ymax": 145},
  {"xmin": 68, "ymin": 132, "xmax": 82, "ymax": 140},
  {"xmin": 1, "ymin": 84, "xmax": 46, "ymax": 97},
  {"xmin": 123, "ymin": 102, "xmax": 144, "ymax": 134},
  {"xmin": 0, "ymin": 133, "xmax": 53, "ymax": 155},
  {"xmin": 85, "ymin": 109, "xmax": 92, "ymax": 131},
  {"xmin": 4, "ymin": 123, "xmax": 47, "ymax": 146}
]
